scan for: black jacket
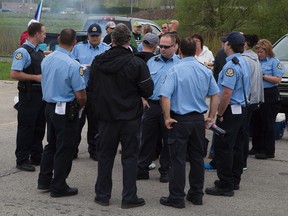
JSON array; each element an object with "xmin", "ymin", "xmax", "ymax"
[{"xmin": 88, "ymin": 46, "xmax": 154, "ymax": 122}]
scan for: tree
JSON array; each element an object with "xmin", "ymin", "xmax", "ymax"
[{"xmin": 175, "ymin": 0, "xmax": 259, "ymax": 37}]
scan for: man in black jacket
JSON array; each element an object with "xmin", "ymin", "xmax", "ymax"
[{"xmin": 88, "ymin": 23, "xmax": 154, "ymax": 209}]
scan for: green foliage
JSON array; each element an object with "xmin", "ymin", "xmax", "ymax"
[
  {"xmin": 252, "ymin": 0, "xmax": 288, "ymax": 42},
  {"xmin": 176, "ymin": 0, "xmax": 259, "ymax": 36},
  {"xmin": 0, "ymin": 61, "xmax": 12, "ymax": 81},
  {"xmin": 175, "ymin": 0, "xmax": 288, "ymax": 55}
]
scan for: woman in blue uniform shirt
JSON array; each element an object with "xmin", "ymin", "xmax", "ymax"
[{"xmin": 250, "ymin": 39, "xmax": 284, "ymax": 159}]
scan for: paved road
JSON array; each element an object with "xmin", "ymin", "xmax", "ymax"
[
  {"xmin": 0, "ymin": 80, "xmax": 288, "ymax": 216},
  {"xmin": 0, "ymin": 57, "xmax": 12, "ymax": 62}
]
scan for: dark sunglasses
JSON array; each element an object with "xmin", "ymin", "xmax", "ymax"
[
  {"xmin": 159, "ymin": 44, "xmax": 174, "ymax": 49},
  {"xmin": 162, "ymin": 27, "xmax": 167, "ymax": 29}
]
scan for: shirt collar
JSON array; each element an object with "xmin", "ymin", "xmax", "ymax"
[
  {"xmin": 226, "ymin": 53, "xmax": 241, "ymax": 62},
  {"xmin": 158, "ymin": 53, "xmax": 178, "ymax": 62},
  {"xmin": 181, "ymin": 56, "xmax": 197, "ymax": 62},
  {"xmin": 57, "ymin": 47, "xmax": 73, "ymax": 57},
  {"xmin": 260, "ymin": 56, "xmax": 269, "ymax": 62},
  {"xmin": 25, "ymin": 40, "xmax": 39, "ymax": 51},
  {"xmin": 88, "ymin": 41, "xmax": 99, "ymax": 50}
]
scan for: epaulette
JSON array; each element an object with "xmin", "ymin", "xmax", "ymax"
[
  {"xmin": 153, "ymin": 54, "xmax": 161, "ymax": 61},
  {"xmin": 232, "ymin": 57, "xmax": 239, "ymax": 64},
  {"xmin": 82, "ymin": 40, "xmax": 88, "ymax": 44}
]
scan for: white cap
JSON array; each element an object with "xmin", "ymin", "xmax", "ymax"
[{"xmin": 28, "ymin": 19, "xmax": 38, "ymax": 27}]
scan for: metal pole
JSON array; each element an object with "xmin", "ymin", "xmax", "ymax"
[{"xmin": 130, "ymin": 0, "xmax": 133, "ymax": 15}]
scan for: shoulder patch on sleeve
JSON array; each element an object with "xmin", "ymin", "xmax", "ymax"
[
  {"xmin": 15, "ymin": 52, "xmax": 23, "ymax": 60},
  {"xmin": 277, "ymin": 63, "xmax": 282, "ymax": 69},
  {"xmin": 225, "ymin": 68, "xmax": 234, "ymax": 77}
]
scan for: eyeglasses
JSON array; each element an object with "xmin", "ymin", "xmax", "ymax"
[
  {"xmin": 159, "ymin": 44, "xmax": 174, "ymax": 49},
  {"xmin": 162, "ymin": 27, "xmax": 167, "ymax": 29}
]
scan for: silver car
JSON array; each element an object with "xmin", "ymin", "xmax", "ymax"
[{"xmin": 273, "ymin": 34, "xmax": 288, "ymax": 113}]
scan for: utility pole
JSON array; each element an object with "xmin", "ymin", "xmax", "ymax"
[{"xmin": 130, "ymin": 0, "xmax": 133, "ymax": 15}]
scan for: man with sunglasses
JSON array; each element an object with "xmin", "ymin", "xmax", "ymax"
[
  {"xmin": 137, "ymin": 33, "xmax": 180, "ymax": 183},
  {"xmin": 158, "ymin": 23, "xmax": 169, "ymax": 38},
  {"xmin": 103, "ymin": 21, "xmax": 116, "ymax": 46}
]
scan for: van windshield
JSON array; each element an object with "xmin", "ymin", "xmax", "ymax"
[{"xmin": 274, "ymin": 35, "xmax": 288, "ymax": 61}]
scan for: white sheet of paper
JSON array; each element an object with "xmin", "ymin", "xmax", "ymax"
[
  {"xmin": 55, "ymin": 102, "xmax": 66, "ymax": 115},
  {"xmin": 231, "ymin": 104, "xmax": 242, "ymax": 114}
]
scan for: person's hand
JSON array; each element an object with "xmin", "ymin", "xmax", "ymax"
[
  {"xmin": 204, "ymin": 117, "xmax": 214, "ymax": 129},
  {"xmin": 164, "ymin": 118, "xmax": 178, "ymax": 129},
  {"xmin": 44, "ymin": 50, "xmax": 52, "ymax": 56},
  {"xmin": 33, "ymin": 74, "xmax": 42, "ymax": 83},
  {"xmin": 141, "ymin": 98, "xmax": 150, "ymax": 109},
  {"xmin": 204, "ymin": 62, "xmax": 214, "ymax": 70}
]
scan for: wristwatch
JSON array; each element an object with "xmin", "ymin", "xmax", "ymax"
[
  {"xmin": 217, "ymin": 114, "xmax": 223, "ymax": 119},
  {"xmin": 217, "ymin": 114, "xmax": 223, "ymax": 121}
]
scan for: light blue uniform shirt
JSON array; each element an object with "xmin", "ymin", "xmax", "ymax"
[
  {"xmin": 160, "ymin": 57, "xmax": 219, "ymax": 114},
  {"xmin": 218, "ymin": 53, "xmax": 251, "ymax": 106},
  {"xmin": 41, "ymin": 47, "xmax": 86, "ymax": 103},
  {"xmin": 260, "ymin": 57, "xmax": 284, "ymax": 88},
  {"xmin": 11, "ymin": 40, "xmax": 40, "ymax": 71},
  {"xmin": 147, "ymin": 54, "xmax": 180, "ymax": 100},
  {"xmin": 72, "ymin": 40, "xmax": 110, "ymax": 85}
]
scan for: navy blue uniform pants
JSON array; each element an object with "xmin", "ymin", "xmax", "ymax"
[
  {"xmin": 243, "ymin": 103, "xmax": 260, "ymax": 167},
  {"xmin": 76, "ymin": 98, "xmax": 99, "ymax": 156},
  {"xmin": 16, "ymin": 91, "xmax": 45, "ymax": 165},
  {"xmin": 167, "ymin": 112, "xmax": 205, "ymax": 203},
  {"xmin": 251, "ymin": 87, "xmax": 281, "ymax": 154},
  {"xmin": 137, "ymin": 102, "xmax": 170, "ymax": 175},
  {"xmin": 38, "ymin": 103, "xmax": 79, "ymax": 192},
  {"xmin": 214, "ymin": 105, "xmax": 247, "ymax": 190},
  {"xmin": 95, "ymin": 118, "xmax": 141, "ymax": 203}
]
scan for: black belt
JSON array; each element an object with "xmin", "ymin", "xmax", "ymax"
[
  {"xmin": 170, "ymin": 111, "xmax": 204, "ymax": 117},
  {"xmin": 148, "ymin": 99, "xmax": 160, "ymax": 105},
  {"xmin": 46, "ymin": 101, "xmax": 73, "ymax": 106}
]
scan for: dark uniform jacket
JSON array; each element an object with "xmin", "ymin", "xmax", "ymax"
[{"xmin": 88, "ymin": 46, "xmax": 154, "ymax": 122}]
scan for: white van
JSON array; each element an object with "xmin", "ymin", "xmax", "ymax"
[{"xmin": 82, "ymin": 16, "xmax": 161, "ymax": 37}]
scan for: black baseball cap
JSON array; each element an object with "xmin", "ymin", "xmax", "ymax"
[
  {"xmin": 88, "ymin": 23, "xmax": 102, "ymax": 36},
  {"xmin": 221, "ymin": 32, "xmax": 245, "ymax": 45}
]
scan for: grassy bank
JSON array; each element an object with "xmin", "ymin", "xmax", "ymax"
[
  {"xmin": 0, "ymin": 13, "xmax": 86, "ymax": 55},
  {"xmin": 0, "ymin": 61, "xmax": 12, "ymax": 80}
]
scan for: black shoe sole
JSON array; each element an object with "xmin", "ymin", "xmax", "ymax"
[
  {"xmin": 160, "ymin": 198, "xmax": 185, "ymax": 209},
  {"xmin": 50, "ymin": 189, "xmax": 78, "ymax": 198},
  {"xmin": 205, "ymin": 188, "xmax": 234, "ymax": 197},
  {"xmin": 121, "ymin": 199, "xmax": 145, "ymax": 209},
  {"xmin": 214, "ymin": 180, "xmax": 239, "ymax": 191},
  {"xmin": 121, "ymin": 202, "xmax": 145, "ymax": 209},
  {"xmin": 16, "ymin": 164, "xmax": 35, "ymax": 172},
  {"xmin": 186, "ymin": 196, "xmax": 203, "ymax": 205},
  {"xmin": 37, "ymin": 185, "xmax": 50, "ymax": 191},
  {"xmin": 94, "ymin": 197, "xmax": 109, "ymax": 206}
]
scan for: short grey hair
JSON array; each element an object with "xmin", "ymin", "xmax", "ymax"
[{"xmin": 111, "ymin": 23, "xmax": 131, "ymax": 46}]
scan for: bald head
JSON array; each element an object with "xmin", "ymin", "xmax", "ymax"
[{"xmin": 169, "ymin": 20, "xmax": 179, "ymax": 32}]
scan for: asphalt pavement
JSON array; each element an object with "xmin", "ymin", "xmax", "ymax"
[{"xmin": 0, "ymin": 80, "xmax": 288, "ymax": 216}]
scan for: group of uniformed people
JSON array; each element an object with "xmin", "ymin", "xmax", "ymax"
[{"xmin": 11, "ymin": 19, "xmax": 284, "ymax": 209}]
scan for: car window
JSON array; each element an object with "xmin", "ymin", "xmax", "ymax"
[{"xmin": 273, "ymin": 35, "xmax": 288, "ymax": 61}]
